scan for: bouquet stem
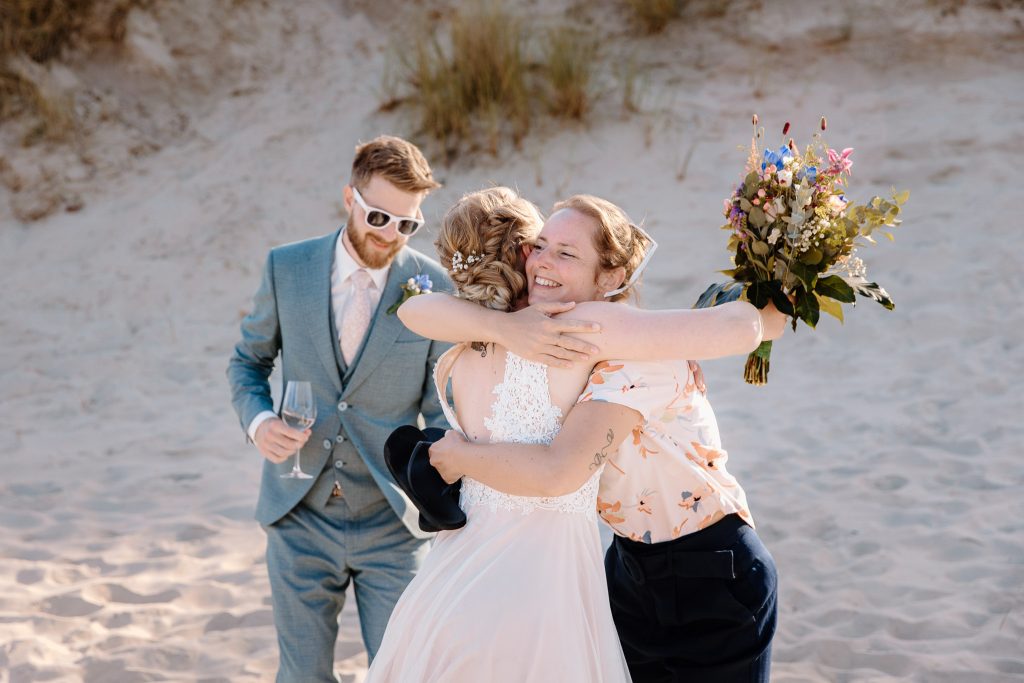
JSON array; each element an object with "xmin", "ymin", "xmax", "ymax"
[{"xmin": 743, "ymin": 340, "xmax": 773, "ymax": 385}]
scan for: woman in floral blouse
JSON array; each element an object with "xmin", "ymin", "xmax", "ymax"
[{"xmin": 404, "ymin": 194, "xmax": 782, "ymax": 682}]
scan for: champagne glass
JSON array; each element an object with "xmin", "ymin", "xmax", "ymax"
[{"xmin": 280, "ymin": 381, "xmax": 316, "ymax": 479}]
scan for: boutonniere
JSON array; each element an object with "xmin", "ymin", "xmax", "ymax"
[{"xmin": 387, "ymin": 274, "xmax": 433, "ymax": 314}]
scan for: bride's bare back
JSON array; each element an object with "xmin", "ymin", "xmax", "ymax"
[{"xmin": 449, "ymin": 343, "xmax": 593, "ymax": 443}]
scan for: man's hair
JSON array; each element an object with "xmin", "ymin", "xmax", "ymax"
[{"xmin": 350, "ymin": 135, "xmax": 441, "ymax": 193}]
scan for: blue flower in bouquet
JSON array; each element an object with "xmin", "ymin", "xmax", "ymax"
[
  {"xmin": 796, "ymin": 165, "xmax": 818, "ymax": 184},
  {"xmin": 761, "ymin": 145, "xmax": 792, "ymax": 172}
]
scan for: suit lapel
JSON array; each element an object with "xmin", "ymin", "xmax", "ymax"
[
  {"xmin": 342, "ymin": 248, "xmax": 416, "ymax": 396},
  {"xmin": 306, "ymin": 228, "xmax": 344, "ymax": 393}
]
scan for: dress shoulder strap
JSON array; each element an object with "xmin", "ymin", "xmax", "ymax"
[{"xmin": 432, "ymin": 343, "xmax": 469, "ymax": 434}]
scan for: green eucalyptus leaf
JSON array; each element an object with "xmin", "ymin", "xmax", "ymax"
[
  {"xmin": 815, "ymin": 274, "xmax": 856, "ymax": 303},
  {"xmin": 740, "ymin": 197, "xmax": 753, "ymax": 212},
  {"xmin": 744, "ymin": 172, "xmax": 760, "ymax": 196},
  {"xmin": 751, "ymin": 240, "xmax": 770, "ymax": 256},
  {"xmin": 749, "ymin": 206, "xmax": 766, "ymax": 228}
]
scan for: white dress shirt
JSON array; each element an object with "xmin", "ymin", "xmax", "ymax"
[{"xmin": 247, "ymin": 229, "xmax": 391, "ymax": 442}]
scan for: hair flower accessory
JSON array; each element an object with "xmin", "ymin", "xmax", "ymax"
[
  {"xmin": 450, "ymin": 250, "xmax": 481, "ymax": 273},
  {"xmin": 387, "ymin": 273, "xmax": 433, "ymax": 314}
]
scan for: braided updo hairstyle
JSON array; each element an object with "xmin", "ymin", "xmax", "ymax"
[
  {"xmin": 551, "ymin": 194, "xmax": 653, "ymax": 302},
  {"xmin": 436, "ymin": 187, "xmax": 544, "ymax": 312}
]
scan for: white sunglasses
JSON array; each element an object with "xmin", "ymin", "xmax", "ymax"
[
  {"xmin": 604, "ymin": 225, "xmax": 658, "ymax": 298},
  {"xmin": 351, "ymin": 187, "xmax": 425, "ymax": 236}
]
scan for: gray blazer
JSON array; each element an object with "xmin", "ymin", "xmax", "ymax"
[{"xmin": 227, "ymin": 228, "xmax": 451, "ymax": 538}]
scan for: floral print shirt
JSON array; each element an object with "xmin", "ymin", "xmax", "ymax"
[{"xmin": 579, "ymin": 359, "xmax": 754, "ymax": 544}]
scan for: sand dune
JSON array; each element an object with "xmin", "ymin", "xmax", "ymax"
[{"xmin": 1, "ymin": 0, "xmax": 1022, "ymax": 681}]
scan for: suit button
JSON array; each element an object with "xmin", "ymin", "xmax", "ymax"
[
  {"xmin": 337, "ymin": 401, "xmax": 349, "ymax": 412},
  {"xmin": 335, "ymin": 435, "xmax": 345, "ymax": 443},
  {"xmin": 322, "ymin": 439, "xmax": 332, "ymax": 450},
  {"xmin": 334, "ymin": 460, "xmax": 343, "ymax": 469}
]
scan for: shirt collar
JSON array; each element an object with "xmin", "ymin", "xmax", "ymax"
[{"xmin": 336, "ymin": 226, "xmax": 390, "ymax": 290}]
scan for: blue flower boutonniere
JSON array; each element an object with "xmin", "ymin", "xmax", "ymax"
[{"xmin": 387, "ymin": 274, "xmax": 433, "ymax": 314}]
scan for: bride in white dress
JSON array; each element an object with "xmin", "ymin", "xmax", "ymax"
[{"xmin": 366, "ymin": 188, "xmax": 633, "ymax": 682}]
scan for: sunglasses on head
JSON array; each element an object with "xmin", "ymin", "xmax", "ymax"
[{"xmin": 351, "ymin": 187, "xmax": 425, "ymax": 236}]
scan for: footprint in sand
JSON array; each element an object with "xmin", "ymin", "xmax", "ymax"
[
  {"xmin": 849, "ymin": 540, "xmax": 882, "ymax": 557},
  {"xmin": 873, "ymin": 474, "xmax": 908, "ymax": 491},
  {"xmin": 885, "ymin": 615, "xmax": 966, "ymax": 641},
  {"xmin": 175, "ymin": 523, "xmax": 218, "ymax": 542},
  {"xmin": 81, "ymin": 583, "xmax": 181, "ymax": 605},
  {"xmin": 165, "ymin": 472, "xmax": 202, "ymax": 482},
  {"xmin": 39, "ymin": 593, "xmax": 103, "ymax": 617},
  {"xmin": 203, "ymin": 609, "xmax": 273, "ymax": 633},
  {"xmin": 16, "ymin": 568, "xmax": 44, "ymax": 584}
]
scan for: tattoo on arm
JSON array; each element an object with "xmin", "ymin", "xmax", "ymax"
[{"xmin": 588, "ymin": 429, "xmax": 615, "ymax": 471}]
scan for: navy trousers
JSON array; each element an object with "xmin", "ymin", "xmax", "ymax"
[{"xmin": 606, "ymin": 514, "xmax": 777, "ymax": 683}]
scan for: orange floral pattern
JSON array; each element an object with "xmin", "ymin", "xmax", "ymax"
[{"xmin": 578, "ymin": 359, "xmax": 754, "ymax": 544}]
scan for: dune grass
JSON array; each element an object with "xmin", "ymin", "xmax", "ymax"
[
  {"xmin": 0, "ymin": 0, "xmax": 137, "ymax": 140},
  {"xmin": 542, "ymin": 28, "xmax": 597, "ymax": 121},
  {"xmin": 390, "ymin": 2, "xmax": 530, "ymax": 159},
  {"xmin": 623, "ymin": 0, "xmax": 680, "ymax": 34},
  {"xmin": 385, "ymin": 1, "xmax": 603, "ymax": 160}
]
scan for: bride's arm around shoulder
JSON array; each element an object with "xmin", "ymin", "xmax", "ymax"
[
  {"xmin": 398, "ymin": 293, "xmax": 601, "ymax": 367},
  {"xmin": 564, "ymin": 299, "xmax": 787, "ymax": 362}
]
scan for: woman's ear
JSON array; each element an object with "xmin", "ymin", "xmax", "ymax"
[
  {"xmin": 520, "ymin": 243, "xmax": 534, "ymax": 260},
  {"xmin": 597, "ymin": 266, "xmax": 626, "ymax": 294}
]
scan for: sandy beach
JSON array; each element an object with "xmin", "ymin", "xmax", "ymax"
[{"xmin": 2, "ymin": 0, "xmax": 1023, "ymax": 680}]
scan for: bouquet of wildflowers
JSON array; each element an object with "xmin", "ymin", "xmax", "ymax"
[{"xmin": 695, "ymin": 116, "xmax": 909, "ymax": 385}]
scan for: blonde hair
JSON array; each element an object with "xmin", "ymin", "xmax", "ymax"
[
  {"xmin": 351, "ymin": 135, "xmax": 441, "ymax": 193},
  {"xmin": 551, "ymin": 194, "xmax": 653, "ymax": 302},
  {"xmin": 436, "ymin": 187, "xmax": 543, "ymax": 312}
]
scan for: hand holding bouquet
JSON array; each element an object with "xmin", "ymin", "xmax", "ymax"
[{"xmin": 696, "ymin": 116, "xmax": 909, "ymax": 385}]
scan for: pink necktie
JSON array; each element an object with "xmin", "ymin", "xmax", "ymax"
[{"xmin": 341, "ymin": 269, "xmax": 374, "ymax": 365}]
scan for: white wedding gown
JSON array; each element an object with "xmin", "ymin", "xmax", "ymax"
[{"xmin": 366, "ymin": 346, "xmax": 631, "ymax": 682}]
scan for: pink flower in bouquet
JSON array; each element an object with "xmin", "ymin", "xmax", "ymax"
[
  {"xmin": 827, "ymin": 147, "xmax": 854, "ymax": 175},
  {"xmin": 827, "ymin": 194, "xmax": 848, "ymax": 215}
]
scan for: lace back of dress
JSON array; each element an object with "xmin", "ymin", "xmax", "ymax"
[
  {"xmin": 483, "ymin": 352, "xmax": 563, "ymax": 445},
  {"xmin": 433, "ymin": 346, "xmax": 601, "ymax": 517}
]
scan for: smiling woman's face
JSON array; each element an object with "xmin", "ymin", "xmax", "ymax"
[{"xmin": 526, "ymin": 209, "xmax": 613, "ymax": 305}]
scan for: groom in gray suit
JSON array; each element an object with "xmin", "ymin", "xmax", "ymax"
[{"xmin": 227, "ymin": 135, "xmax": 451, "ymax": 682}]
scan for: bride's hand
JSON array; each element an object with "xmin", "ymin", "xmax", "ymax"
[
  {"xmin": 429, "ymin": 430, "xmax": 470, "ymax": 484},
  {"xmin": 498, "ymin": 302, "xmax": 601, "ymax": 369}
]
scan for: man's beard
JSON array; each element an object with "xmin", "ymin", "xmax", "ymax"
[{"xmin": 348, "ymin": 226, "xmax": 404, "ymax": 269}]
